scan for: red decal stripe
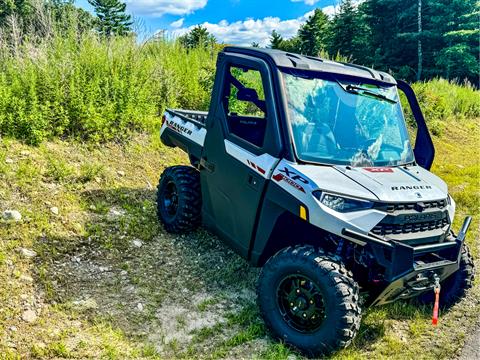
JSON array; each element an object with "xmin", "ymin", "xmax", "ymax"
[
  {"xmin": 273, "ymin": 173, "xmax": 283, "ymax": 182},
  {"xmin": 257, "ymin": 166, "xmax": 266, "ymax": 175},
  {"xmin": 247, "ymin": 160, "xmax": 266, "ymax": 175},
  {"xmin": 364, "ymin": 167, "xmax": 394, "ymax": 173}
]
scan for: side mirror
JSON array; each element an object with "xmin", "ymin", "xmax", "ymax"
[{"xmin": 237, "ymin": 87, "xmax": 259, "ymax": 102}]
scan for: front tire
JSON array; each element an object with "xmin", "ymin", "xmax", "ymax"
[
  {"xmin": 156, "ymin": 166, "xmax": 201, "ymax": 234},
  {"xmin": 417, "ymin": 244, "xmax": 475, "ymax": 308},
  {"xmin": 257, "ymin": 246, "xmax": 362, "ymax": 357}
]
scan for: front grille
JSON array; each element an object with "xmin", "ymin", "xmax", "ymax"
[
  {"xmin": 372, "ymin": 217, "xmax": 449, "ymax": 236},
  {"xmin": 382, "ymin": 199, "xmax": 447, "ymax": 213}
]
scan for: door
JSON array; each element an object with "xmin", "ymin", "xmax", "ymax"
[{"xmin": 200, "ymin": 54, "xmax": 282, "ymax": 257}]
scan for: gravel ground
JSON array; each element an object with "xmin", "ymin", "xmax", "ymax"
[{"xmin": 459, "ymin": 321, "xmax": 480, "ymax": 360}]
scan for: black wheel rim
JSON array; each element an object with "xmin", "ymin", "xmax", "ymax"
[
  {"xmin": 276, "ymin": 274, "xmax": 326, "ymax": 333},
  {"xmin": 163, "ymin": 181, "xmax": 179, "ymax": 217}
]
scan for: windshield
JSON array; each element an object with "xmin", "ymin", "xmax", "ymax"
[{"xmin": 282, "ymin": 70, "xmax": 415, "ymax": 167}]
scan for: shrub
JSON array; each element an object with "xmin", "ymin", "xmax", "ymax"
[
  {"xmin": 411, "ymin": 79, "xmax": 480, "ymax": 122},
  {"xmin": 0, "ymin": 15, "xmax": 216, "ymax": 144}
]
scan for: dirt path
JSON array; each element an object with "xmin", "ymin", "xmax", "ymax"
[{"xmin": 459, "ymin": 321, "xmax": 480, "ymax": 360}]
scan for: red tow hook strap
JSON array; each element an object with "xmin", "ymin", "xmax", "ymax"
[
  {"xmin": 432, "ymin": 276, "xmax": 441, "ymax": 326},
  {"xmin": 432, "ymin": 287, "xmax": 440, "ymax": 325}
]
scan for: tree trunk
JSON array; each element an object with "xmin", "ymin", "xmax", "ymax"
[{"xmin": 417, "ymin": 0, "xmax": 423, "ymax": 81}]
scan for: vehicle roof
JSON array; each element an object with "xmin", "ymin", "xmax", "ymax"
[{"xmin": 223, "ymin": 46, "xmax": 397, "ymax": 85}]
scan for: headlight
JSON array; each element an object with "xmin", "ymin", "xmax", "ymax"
[{"xmin": 313, "ymin": 191, "xmax": 374, "ymax": 213}]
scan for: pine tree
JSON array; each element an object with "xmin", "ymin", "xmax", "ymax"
[
  {"xmin": 359, "ymin": 0, "xmax": 479, "ymax": 83},
  {"xmin": 435, "ymin": 2, "xmax": 479, "ymax": 84},
  {"xmin": 269, "ymin": 30, "xmax": 283, "ymax": 49},
  {"xmin": 281, "ymin": 37, "xmax": 301, "ymax": 53},
  {"xmin": 298, "ymin": 9, "xmax": 330, "ymax": 56},
  {"xmin": 178, "ymin": 25, "xmax": 216, "ymax": 49},
  {"xmin": 329, "ymin": 0, "xmax": 371, "ymax": 63},
  {"xmin": 360, "ymin": 0, "xmax": 419, "ymax": 78},
  {"xmin": 87, "ymin": 0, "xmax": 132, "ymax": 37}
]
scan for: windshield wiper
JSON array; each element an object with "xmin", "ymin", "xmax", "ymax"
[{"xmin": 336, "ymin": 81, "xmax": 398, "ymax": 104}]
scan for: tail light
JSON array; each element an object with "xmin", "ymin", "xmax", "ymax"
[{"xmin": 161, "ymin": 114, "xmax": 167, "ymax": 126}]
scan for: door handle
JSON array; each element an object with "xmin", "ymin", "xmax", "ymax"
[{"xmin": 248, "ymin": 173, "xmax": 260, "ymax": 190}]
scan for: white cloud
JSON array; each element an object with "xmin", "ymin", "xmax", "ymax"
[
  {"xmin": 321, "ymin": 5, "xmax": 339, "ymax": 17},
  {"xmin": 291, "ymin": 0, "xmax": 321, "ymax": 5},
  {"xmin": 125, "ymin": 0, "xmax": 207, "ymax": 17},
  {"xmin": 170, "ymin": 17, "xmax": 298, "ymax": 47},
  {"xmin": 170, "ymin": 18, "xmax": 185, "ymax": 28},
  {"xmin": 292, "ymin": 1, "xmax": 363, "ymax": 17},
  {"xmin": 167, "ymin": 6, "xmax": 342, "ymax": 47}
]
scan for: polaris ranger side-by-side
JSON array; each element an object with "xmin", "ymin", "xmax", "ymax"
[{"xmin": 156, "ymin": 47, "xmax": 475, "ymax": 356}]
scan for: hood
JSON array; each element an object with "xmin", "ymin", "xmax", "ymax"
[
  {"xmin": 286, "ymin": 162, "xmax": 448, "ymax": 203},
  {"xmin": 332, "ymin": 165, "xmax": 448, "ymax": 202}
]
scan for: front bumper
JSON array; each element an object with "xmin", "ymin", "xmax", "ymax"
[{"xmin": 342, "ymin": 216, "xmax": 472, "ymax": 306}]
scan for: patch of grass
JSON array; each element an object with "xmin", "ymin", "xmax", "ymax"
[
  {"xmin": 197, "ymin": 298, "xmax": 218, "ymax": 312},
  {"xmin": 176, "ymin": 314, "xmax": 187, "ymax": 330},
  {"xmin": 45, "ymin": 341, "xmax": 72, "ymax": 358},
  {"xmin": 191, "ymin": 323, "xmax": 225, "ymax": 343},
  {"xmin": 15, "ymin": 159, "xmax": 41, "ymax": 187},
  {"xmin": 78, "ymin": 163, "xmax": 105, "ymax": 183},
  {"xmin": 45, "ymin": 156, "xmax": 75, "ymax": 183},
  {"xmin": 258, "ymin": 342, "xmax": 294, "ymax": 360},
  {"xmin": 141, "ymin": 344, "xmax": 160, "ymax": 357},
  {"xmin": 0, "ymin": 115, "xmax": 478, "ymax": 359}
]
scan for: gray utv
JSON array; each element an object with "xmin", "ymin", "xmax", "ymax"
[{"xmin": 155, "ymin": 47, "xmax": 475, "ymax": 357}]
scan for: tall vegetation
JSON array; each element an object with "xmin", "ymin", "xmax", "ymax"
[
  {"xmin": 0, "ymin": 4, "xmax": 215, "ymax": 144},
  {"xmin": 0, "ymin": 0, "xmax": 477, "ymax": 145}
]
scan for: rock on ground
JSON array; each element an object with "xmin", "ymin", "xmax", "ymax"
[
  {"xmin": 19, "ymin": 248, "xmax": 37, "ymax": 258},
  {"xmin": 3, "ymin": 210, "xmax": 22, "ymax": 221},
  {"xmin": 72, "ymin": 298, "xmax": 98, "ymax": 310},
  {"xmin": 19, "ymin": 274, "xmax": 34, "ymax": 283},
  {"xmin": 22, "ymin": 310, "xmax": 37, "ymax": 323},
  {"xmin": 132, "ymin": 239, "xmax": 143, "ymax": 248}
]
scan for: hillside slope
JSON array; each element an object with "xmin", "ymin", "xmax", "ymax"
[{"xmin": 0, "ymin": 118, "xmax": 478, "ymax": 359}]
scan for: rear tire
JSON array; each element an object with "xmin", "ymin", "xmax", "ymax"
[
  {"xmin": 257, "ymin": 245, "xmax": 362, "ymax": 357},
  {"xmin": 156, "ymin": 166, "xmax": 201, "ymax": 234},
  {"xmin": 416, "ymin": 244, "xmax": 475, "ymax": 308}
]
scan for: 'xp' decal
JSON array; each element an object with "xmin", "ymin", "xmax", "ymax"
[{"xmin": 273, "ymin": 167, "xmax": 308, "ymax": 193}]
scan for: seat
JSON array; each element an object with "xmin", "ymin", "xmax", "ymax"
[
  {"xmin": 300, "ymin": 122, "xmax": 338, "ymax": 156},
  {"xmin": 228, "ymin": 115, "xmax": 266, "ymax": 147}
]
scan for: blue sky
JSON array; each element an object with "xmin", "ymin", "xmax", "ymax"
[{"xmin": 76, "ymin": 0, "xmax": 341, "ymax": 46}]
